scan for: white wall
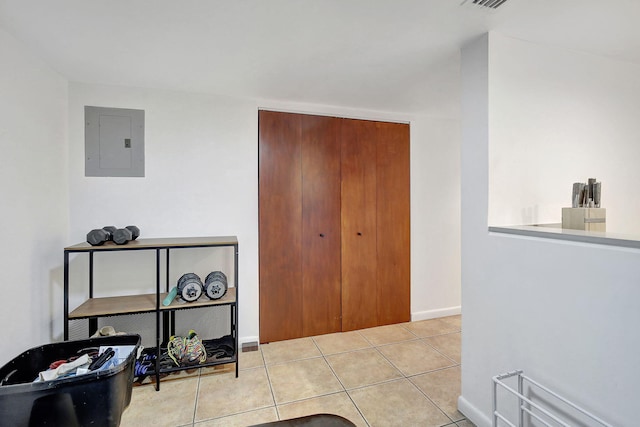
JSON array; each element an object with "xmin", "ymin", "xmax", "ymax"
[
  {"xmin": 0, "ymin": 28, "xmax": 68, "ymax": 364},
  {"xmin": 67, "ymin": 84, "xmax": 462, "ymax": 344},
  {"xmin": 488, "ymin": 34, "xmax": 640, "ymax": 234},
  {"xmin": 459, "ymin": 33, "xmax": 640, "ymax": 427},
  {"xmin": 67, "ymin": 83, "xmax": 261, "ymax": 342}
]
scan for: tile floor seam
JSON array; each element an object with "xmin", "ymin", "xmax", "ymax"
[
  {"xmin": 275, "ymin": 389, "xmax": 347, "ymax": 408},
  {"xmin": 420, "ymin": 332, "xmax": 462, "ymax": 351},
  {"xmin": 321, "ymin": 353, "xmax": 348, "ymax": 393},
  {"xmin": 368, "ymin": 337, "xmax": 463, "ymax": 425},
  {"xmin": 275, "ymin": 389, "xmax": 353, "ymax": 407},
  {"xmin": 261, "ymin": 350, "xmax": 281, "ymax": 420},
  {"xmin": 191, "ymin": 372, "xmax": 202, "ymax": 425},
  {"xmin": 314, "ymin": 338, "xmax": 374, "ymax": 357},
  {"xmin": 319, "ymin": 348, "xmax": 370, "ymax": 357},
  {"xmin": 357, "ymin": 326, "xmax": 418, "ymax": 347},
  {"xmin": 406, "ymin": 374, "xmax": 457, "ymax": 426},
  {"xmin": 356, "ymin": 330, "xmax": 375, "ymax": 348},
  {"xmin": 310, "ymin": 336, "xmax": 325, "ymax": 356},
  {"xmin": 344, "ymin": 388, "xmax": 374, "ymax": 427},
  {"xmin": 420, "ymin": 338, "xmax": 459, "ymax": 365},
  {"xmin": 405, "ymin": 364, "xmax": 461, "ymax": 380},
  {"xmin": 192, "ymin": 406, "xmax": 278, "ymax": 425},
  {"xmin": 399, "ymin": 322, "xmax": 421, "ymax": 339},
  {"xmin": 323, "ymin": 347, "xmax": 407, "ymax": 395},
  {"xmin": 372, "ymin": 336, "xmax": 423, "ymax": 349},
  {"xmin": 269, "ymin": 357, "xmax": 347, "ymax": 408},
  {"xmin": 264, "ymin": 354, "xmax": 324, "ymax": 367},
  {"xmin": 371, "ymin": 342, "xmax": 411, "ymax": 379},
  {"xmin": 341, "ymin": 375, "xmax": 411, "ymax": 393}
]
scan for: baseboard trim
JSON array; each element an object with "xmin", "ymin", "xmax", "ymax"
[
  {"xmin": 411, "ymin": 306, "xmax": 461, "ymax": 322},
  {"xmin": 458, "ymin": 395, "xmax": 491, "ymax": 427}
]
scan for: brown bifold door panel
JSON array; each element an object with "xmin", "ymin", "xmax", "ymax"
[
  {"xmin": 300, "ymin": 114, "xmax": 342, "ymax": 337},
  {"xmin": 259, "ymin": 111, "xmax": 342, "ymax": 343},
  {"xmin": 259, "ymin": 111, "xmax": 304, "ymax": 343},
  {"xmin": 340, "ymin": 119, "xmax": 379, "ymax": 331},
  {"xmin": 375, "ymin": 121, "xmax": 411, "ymax": 326}
]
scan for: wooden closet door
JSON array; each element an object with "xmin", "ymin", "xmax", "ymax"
[
  {"xmin": 340, "ymin": 119, "xmax": 378, "ymax": 331},
  {"xmin": 259, "ymin": 111, "xmax": 303, "ymax": 343},
  {"xmin": 301, "ymin": 115, "xmax": 342, "ymax": 336},
  {"xmin": 376, "ymin": 122, "xmax": 411, "ymax": 325},
  {"xmin": 260, "ymin": 111, "xmax": 410, "ymax": 341}
]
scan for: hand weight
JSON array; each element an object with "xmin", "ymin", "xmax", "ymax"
[
  {"xmin": 177, "ymin": 273, "xmax": 203, "ymax": 302},
  {"xmin": 86, "ymin": 226, "xmax": 117, "ymax": 246},
  {"xmin": 204, "ymin": 271, "xmax": 228, "ymax": 300}
]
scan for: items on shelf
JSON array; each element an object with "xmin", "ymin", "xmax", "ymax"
[
  {"xmin": 86, "ymin": 225, "xmax": 141, "ymax": 246},
  {"xmin": 90, "ymin": 325, "xmax": 127, "ymax": 338},
  {"xmin": 571, "ymin": 178, "xmax": 602, "ymax": 208},
  {"xmin": 167, "ymin": 330, "xmax": 207, "ymax": 366},
  {"xmin": 204, "ymin": 271, "xmax": 228, "ymax": 300},
  {"xmin": 177, "ymin": 273, "xmax": 203, "ymax": 302},
  {"xmin": 176, "ymin": 271, "xmax": 228, "ymax": 303},
  {"xmin": 132, "ymin": 334, "xmax": 235, "ymax": 383},
  {"xmin": 162, "ymin": 287, "xmax": 178, "ymax": 306},
  {"xmin": 63, "ymin": 235, "xmax": 240, "ymax": 390}
]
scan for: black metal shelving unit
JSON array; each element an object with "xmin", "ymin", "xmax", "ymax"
[{"xmin": 63, "ymin": 236, "xmax": 239, "ymax": 390}]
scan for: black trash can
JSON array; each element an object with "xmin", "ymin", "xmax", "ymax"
[{"xmin": 0, "ymin": 334, "xmax": 140, "ymax": 427}]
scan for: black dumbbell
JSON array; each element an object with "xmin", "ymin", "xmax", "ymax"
[
  {"xmin": 112, "ymin": 225, "xmax": 141, "ymax": 245},
  {"xmin": 86, "ymin": 226, "xmax": 118, "ymax": 246},
  {"xmin": 126, "ymin": 225, "xmax": 140, "ymax": 240},
  {"xmin": 102, "ymin": 226, "xmax": 117, "ymax": 240},
  {"xmin": 113, "ymin": 228, "xmax": 132, "ymax": 245}
]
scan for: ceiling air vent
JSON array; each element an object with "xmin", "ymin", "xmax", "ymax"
[{"xmin": 461, "ymin": 0, "xmax": 509, "ymax": 9}]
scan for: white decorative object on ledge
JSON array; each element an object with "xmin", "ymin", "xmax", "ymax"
[
  {"xmin": 571, "ymin": 178, "xmax": 601, "ymax": 208},
  {"xmin": 562, "ymin": 207, "xmax": 606, "ymax": 232}
]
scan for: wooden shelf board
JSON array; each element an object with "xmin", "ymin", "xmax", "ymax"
[
  {"xmin": 161, "ymin": 287, "xmax": 236, "ymax": 311},
  {"xmin": 65, "ymin": 236, "xmax": 238, "ymax": 252},
  {"xmin": 69, "ymin": 287, "xmax": 236, "ymax": 319}
]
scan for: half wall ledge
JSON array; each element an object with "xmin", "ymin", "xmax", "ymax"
[{"xmin": 489, "ymin": 225, "xmax": 640, "ymax": 250}]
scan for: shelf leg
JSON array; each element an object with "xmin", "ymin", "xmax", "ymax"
[
  {"xmin": 156, "ymin": 248, "xmax": 161, "ymax": 391},
  {"xmin": 88, "ymin": 252, "xmax": 98, "ymax": 337},
  {"xmin": 235, "ymin": 244, "xmax": 239, "ymax": 378},
  {"xmin": 63, "ymin": 251, "xmax": 69, "ymax": 340},
  {"xmin": 232, "ymin": 303, "xmax": 238, "ymax": 378}
]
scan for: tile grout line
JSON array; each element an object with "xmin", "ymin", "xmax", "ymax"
[
  {"xmin": 264, "ymin": 354, "xmax": 325, "ymax": 367},
  {"xmin": 260, "ymin": 348, "xmax": 281, "ymax": 421},
  {"xmin": 420, "ymin": 335, "xmax": 460, "ymax": 366},
  {"xmin": 192, "ymin": 370, "xmax": 202, "ymax": 426},
  {"xmin": 399, "ymin": 322, "xmax": 422, "ymax": 339},
  {"xmin": 194, "ymin": 405, "xmax": 278, "ymax": 425},
  {"xmin": 368, "ymin": 334, "xmax": 461, "ymax": 426},
  {"xmin": 409, "ymin": 334, "xmax": 463, "ymax": 423},
  {"xmin": 348, "ymin": 335, "xmax": 456, "ymax": 425},
  {"xmin": 318, "ymin": 343, "xmax": 372, "ymax": 427},
  {"xmin": 406, "ymin": 374, "xmax": 458, "ymax": 426}
]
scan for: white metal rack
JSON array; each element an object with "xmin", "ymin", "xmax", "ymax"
[{"xmin": 492, "ymin": 370, "xmax": 614, "ymax": 427}]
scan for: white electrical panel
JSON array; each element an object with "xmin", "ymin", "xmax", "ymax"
[{"xmin": 85, "ymin": 106, "xmax": 145, "ymax": 177}]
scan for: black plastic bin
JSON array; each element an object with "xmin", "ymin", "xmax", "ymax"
[{"xmin": 0, "ymin": 334, "xmax": 140, "ymax": 427}]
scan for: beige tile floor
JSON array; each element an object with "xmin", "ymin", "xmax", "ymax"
[{"xmin": 119, "ymin": 315, "xmax": 474, "ymax": 427}]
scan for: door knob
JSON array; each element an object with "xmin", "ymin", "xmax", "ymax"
[
  {"xmin": 357, "ymin": 232, "xmax": 362, "ymax": 236},
  {"xmin": 319, "ymin": 233, "xmax": 325, "ymax": 237}
]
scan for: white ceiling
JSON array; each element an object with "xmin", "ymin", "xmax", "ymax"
[{"xmin": 1, "ymin": 0, "xmax": 639, "ymax": 115}]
